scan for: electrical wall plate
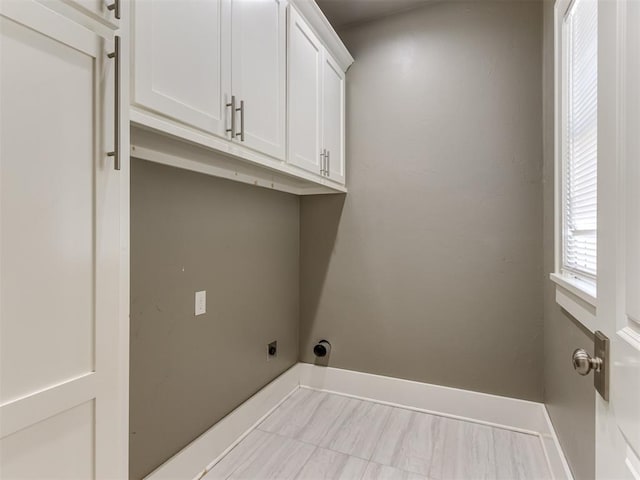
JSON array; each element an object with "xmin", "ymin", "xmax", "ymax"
[
  {"xmin": 267, "ymin": 341, "xmax": 277, "ymax": 361},
  {"xmin": 594, "ymin": 330, "xmax": 609, "ymax": 401},
  {"xmin": 195, "ymin": 291, "xmax": 206, "ymax": 316}
]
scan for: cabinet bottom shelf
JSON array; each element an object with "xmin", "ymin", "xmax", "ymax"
[{"xmin": 130, "ymin": 119, "xmax": 347, "ymax": 196}]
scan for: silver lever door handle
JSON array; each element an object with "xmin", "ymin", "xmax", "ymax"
[
  {"xmin": 236, "ymin": 100, "xmax": 245, "ymax": 142},
  {"xmin": 107, "ymin": 35, "xmax": 120, "ymax": 171},
  {"xmin": 107, "ymin": 0, "xmax": 120, "ymax": 19},
  {"xmin": 226, "ymin": 95, "xmax": 236, "ymax": 138}
]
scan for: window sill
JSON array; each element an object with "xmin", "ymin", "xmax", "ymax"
[{"xmin": 550, "ymin": 273, "xmax": 597, "ymax": 333}]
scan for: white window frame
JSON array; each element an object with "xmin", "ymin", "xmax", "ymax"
[{"xmin": 551, "ymin": 0, "xmax": 598, "ymax": 332}]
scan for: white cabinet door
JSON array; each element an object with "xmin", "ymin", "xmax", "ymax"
[
  {"xmin": 287, "ymin": 6, "xmax": 323, "ymax": 175},
  {"xmin": 0, "ymin": 1, "xmax": 126, "ymax": 477},
  {"xmin": 322, "ymin": 51, "xmax": 346, "ymax": 185},
  {"xmin": 231, "ymin": 0, "xmax": 286, "ymax": 160},
  {"xmin": 133, "ymin": 0, "xmax": 230, "ymax": 136}
]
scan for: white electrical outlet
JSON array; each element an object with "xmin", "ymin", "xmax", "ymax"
[{"xmin": 195, "ymin": 291, "xmax": 206, "ymax": 316}]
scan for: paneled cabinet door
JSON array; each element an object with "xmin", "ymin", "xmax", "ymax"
[
  {"xmin": 133, "ymin": 0, "xmax": 230, "ymax": 136},
  {"xmin": 287, "ymin": 6, "xmax": 323, "ymax": 175},
  {"xmin": 231, "ymin": 0, "xmax": 286, "ymax": 160},
  {"xmin": 1, "ymin": 1, "xmax": 125, "ymax": 478},
  {"xmin": 322, "ymin": 51, "xmax": 346, "ymax": 185}
]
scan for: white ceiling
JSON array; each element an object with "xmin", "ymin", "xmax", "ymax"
[{"xmin": 316, "ymin": 0, "xmax": 435, "ymax": 28}]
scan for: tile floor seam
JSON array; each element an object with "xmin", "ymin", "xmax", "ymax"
[
  {"xmin": 290, "ymin": 444, "xmax": 319, "ymax": 480},
  {"xmin": 374, "ymin": 409, "xmax": 445, "ymax": 480},
  {"xmin": 210, "ymin": 440, "xmax": 250, "ymax": 480},
  {"xmin": 258, "ymin": 427, "xmax": 383, "ymax": 462},
  {"xmin": 209, "ymin": 390, "xmax": 552, "ymax": 480},
  {"xmin": 364, "ymin": 460, "xmax": 435, "ymax": 480},
  {"xmin": 367, "ymin": 404, "xmax": 397, "ymax": 463},
  {"xmin": 298, "ymin": 446, "xmax": 373, "ymax": 480},
  {"xmin": 300, "ymin": 386, "xmax": 543, "ymax": 438},
  {"xmin": 222, "ymin": 431, "xmax": 267, "ymax": 480},
  {"xmin": 324, "ymin": 399, "xmax": 391, "ymax": 460}
]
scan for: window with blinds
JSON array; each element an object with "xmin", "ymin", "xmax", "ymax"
[{"xmin": 562, "ymin": 0, "xmax": 598, "ymax": 286}]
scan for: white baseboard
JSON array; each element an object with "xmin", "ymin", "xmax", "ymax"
[
  {"xmin": 541, "ymin": 406, "xmax": 575, "ymax": 480},
  {"xmin": 143, "ymin": 365, "xmax": 300, "ymax": 480},
  {"xmin": 298, "ymin": 363, "xmax": 574, "ymax": 480},
  {"xmin": 144, "ymin": 363, "xmax": 573, "ymax": 480},
  {"xmin": 298, "ymin": 363, "xmax": 546, "ymax": 434}
]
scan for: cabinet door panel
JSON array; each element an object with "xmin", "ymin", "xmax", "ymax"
[
  {"xmin": 134, "ymin": 0, "xmax": 230, "ymax": 136},
  {"xmin": 231, "ymin": 0, "xmax": 286, "ymax": 159},
  {"xmin": 1, "ymin": 12, "xmax": 95, "ymax": 403},
  {"xmin": 287, "ymin": 7, "xmax": 323, "ymax": 175},
  {"xmin": 322, "ymin": 51, "xmax": 345, "ymax": 185},
  {"xmin": 1, "ymin": 1, "xmax": 125, "ymax": 476}
]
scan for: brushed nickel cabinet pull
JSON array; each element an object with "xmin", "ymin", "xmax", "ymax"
[
  {"xmin": 320, "ymin": 149, "xmax": 326, "ymax": 175},
  {"xmin": 326, "ymin": 150, "xmax": 330, "ymax": 176},
  {"xmin": 236, "ymin": 100, "xmax": 245, "ymax": 142},
  {"xmin": 106, "ymin": 35, "xmax": 120, "ymax": 171},
  {"xmin": 226, "ymin": 95, "xmax": 237, "ymax": 137},
  {"xmin": 106, "ymin": 0, "xmax": 120, "ymax": 19}
]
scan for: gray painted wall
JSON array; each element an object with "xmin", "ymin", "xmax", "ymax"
[
  {"xmin": 130, "ymin": 159, "xmax": 300, "ymax": 479},
  {"xmin": 541, "ymin": 1, "xmax": 595, "ymax": 478},
  {"xmin": 129, "ymin": 3, "xmax": 596, "ymax": 478},
  {"xmin": 300, "ymin": 1, "xmax": 544, "ymax": 401}
]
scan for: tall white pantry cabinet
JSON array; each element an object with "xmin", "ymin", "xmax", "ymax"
[
  {"xmin": 0, "ymin": 0, "xmax": 350, "ymax": 476},
  {"xmin": 0, "ymin": 0, "xmax": 130, "ymax": 478}
]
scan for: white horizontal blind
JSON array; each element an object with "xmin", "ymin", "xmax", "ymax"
[{"xmin": 563, "ymin": 0, "xmax": 598, "ymax": 282}]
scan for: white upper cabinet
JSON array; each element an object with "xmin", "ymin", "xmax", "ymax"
[
  {"xmin": 322, "ymin": 51, "xmax": 346, "ymax": 184},
  {"xmin": 130, "ymin": 0, "xmax": 353, "ymax": 194},
  {"xmin": 287, "ymin": 5, "xmax": 347, "ymax": 185},
  {"xmin": 230, "ymin": 0, "xmax": 286, "ymax": 160},
  {"xmin": 287, "ymin": 6, "xmax": 323, "ymax": 176},
  {"xmin": 133, "ymin": 0, "xmax": 230, "ymax": 136}
]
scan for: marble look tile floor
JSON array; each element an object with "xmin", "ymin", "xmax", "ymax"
[{"xmin": 203, "ymin": 388, "xmax": 551, "ymax": 480}]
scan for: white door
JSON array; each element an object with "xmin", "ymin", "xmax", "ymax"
[
  {"xmin": 322, "ymin": 51, "xmax": 346, "ymax": 185},
  {"xmin": 0, "ymin": 1, "xmax": 127, "ymax": 478},
  {"xmin": 230, "ymin": 0, "xmax": 286, "ymax": 160},
  {"xmin": 133, "ymin": 0, "xmax": 231, "ymax": 136},
  {"xmin": 595, "ymin": 0, "xmax": 640, "ymax": 478},
  {"xmin": 287, "ymin": 6, "xmax": 323, "ymax": 176}
]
